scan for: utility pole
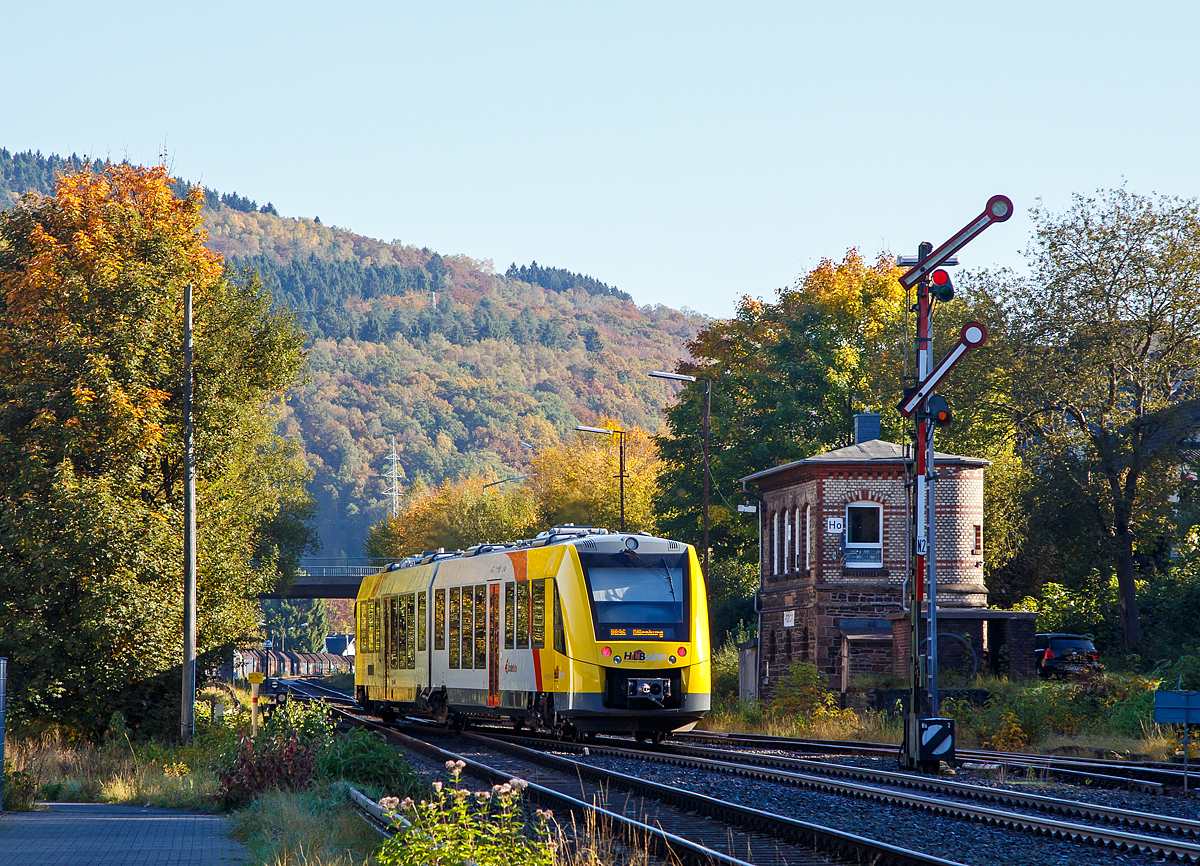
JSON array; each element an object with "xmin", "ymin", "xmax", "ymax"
[
  {"xmin": 896, "ymin": 196, "xmax": 1011, "ymax": 771},
  {"xmin": 181, "ymin": 282, "xmax": 197, "ymax": 744},
  {"xmin": 649, "ymin": 371, "xmax": 712, "ymax": 577}
]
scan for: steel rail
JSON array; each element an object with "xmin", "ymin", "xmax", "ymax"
[
  {"xmin": 508, "ymin": 733, "xmax": 1200, "ymax": 841},
  {"xmin": 673, "ymin": 731, "xmax": 1178, "ymax": 792},
  {"xmin": 493, "ymin": 732, "xmax": 1200, "ymax": 862},
  {"xmin": 454, "ymin": 730, "xmax": 969, "ymax": 866},
  {"xmin": 333, "ymin": 711, "xmax": 761, "ymax": 866},
  {"xmin": 289, "ymin": 677, "xmax": 355, "ymax": 701},
  {"xmin": 339, "ymin": 709, "xmax": 964, "ymax": 866}
]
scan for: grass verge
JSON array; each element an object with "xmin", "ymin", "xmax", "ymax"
[{"xmin": 231, "ymin": 780, "xmax": 383, "ymax": 866}]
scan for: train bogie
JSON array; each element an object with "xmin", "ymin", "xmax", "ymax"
[{"xmin": 355, "ymin": 528, "xmax": 711, "ymax": 738}]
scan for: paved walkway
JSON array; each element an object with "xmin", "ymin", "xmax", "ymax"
[{"xmin": 0, "ymin": 802, "xmax": 247, "ymax": 865}]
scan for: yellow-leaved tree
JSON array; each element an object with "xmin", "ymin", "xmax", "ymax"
[{"xmin": 364, "ymin": 419, "xmax": 662, "ymax": 559}]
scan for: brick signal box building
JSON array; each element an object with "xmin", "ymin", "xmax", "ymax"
[{"xmin": 741, "ymin": 414, "xmax": 1034, "ymax": 699}]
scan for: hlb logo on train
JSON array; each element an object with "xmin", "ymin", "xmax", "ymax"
[
  {"xmin": 504, "ymin": 660, "xmax": 517, "ymax": 674},
  {"xmin": 622, "ymin": 649, "xmax": 671, "ymax": 662}
]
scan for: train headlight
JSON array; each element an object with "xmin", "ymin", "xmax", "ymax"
[
  {"xmin": 625, "ymin": 536, "xmax": 639, "ymax": 551},
  {"xmin": 613, "ymin": 655, "xmax": 621, "ymax": 664},
  {"xmin": 668, "ymin": 655, "xmax": 676, "ymax": 664},
  {"xmin": 601, "ymin": 646, "xmax": 612, "ymax": 657},
  {"xmin": 677, "ymin": 647, "xmax": 687, "ymax": 657}
]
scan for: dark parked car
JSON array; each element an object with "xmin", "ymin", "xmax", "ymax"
[{"xmin": 1034, "ymin": 634, "xmax": 1102, "ymax": 677}]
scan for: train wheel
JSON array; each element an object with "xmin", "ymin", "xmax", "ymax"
[
  {"xmin": 380, "ymin": 706, "xmax": 397, "ymax": 725},
  {"xmin": 635, "ymin": 731, "xmax": 649, "ymax": 744},
  {"xmin": 651, "ymin": 731, "xmax": 667, "ymax": 745}
]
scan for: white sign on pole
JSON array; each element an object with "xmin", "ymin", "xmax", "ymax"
[
  {"xmin": 783, "ymin": 610, "xmax": 795, "ymax": 628},
  {"xmin": 827, "ymin": 517, "xmax": 844, "ymax": 534}
]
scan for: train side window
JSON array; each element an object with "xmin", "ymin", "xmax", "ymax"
[
  {"xmin": 504, "ymin": 581, "xmax": 515, "ymax": 649},
  {"xmin": 393, "ymin": 594, "xmax": 402, "ymax": 669},
  {"xmin": 448, "ymin": 587, "xmax": 460, "ymax": 669},
  {"xmin": 474, "ymin": 584, "xmax": 487, "ymax": 669},
  {"xmin": 461, "ymin": 586, "xmax": 474, "ymax": 670},
  {"xmin": 516, "ymin": 581, "xmax": 530, "ymax": 649},
  {"xmin": 383, "ymin": 598, "xmax": 391, "ymax": 662},
  {"xmin": 418, "ymin": 591, "xmax": 427, "ymax": 653},
  {"xmin": 552, "ymin": 581, "xmax": 565, "ymax": 654},
  {"xmin": 392, "ymin": 597, "xmax": 402, "ymax": 669},
  {"xmin": 434, "ymin": 589, "xmax": 445, "ymax": 651},
  {"xmin": 531, "ymin": 580, "xmax": 545, "ymax": 649},
  {"xmin": 406, "ymin": 593, "xmax": 417, "ymax": 669}
]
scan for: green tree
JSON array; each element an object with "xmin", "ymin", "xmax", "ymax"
[
  {"xmin": 261, "ymin": 599, "xmax": 332, "ymax": 653},
  {"xmin": 0, "ymin": 163, "xmax": 314, "ymax": 736},
  {"xmin": 1003, "ymin": 190, "xmax": 1200, "ymax": 651},
  {"xmin": 655, "ymin": 251, "xmax": 907, "ymax": 565}
]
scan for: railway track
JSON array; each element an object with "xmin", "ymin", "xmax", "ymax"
[
  {"xmin": 303, "ymin": 699, "xmax": 964, "ymax": 865},
  {"xmin": 485, "ymin": 730, "xmax": 1200, "ymax": 858},
  {"xmin": 674, "ymin": 730, "xmax": 1192, "ymax": 793},
  {"xmin": 283, "ymin": 682, "xmax": 1200, "ymax": 862},
  {"xmin": 279, "ymin": 677, "xmax": 353, "ymax": 701}
]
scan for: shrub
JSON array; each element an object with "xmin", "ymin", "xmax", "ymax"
[
  {"xmin": 940, "ymin": 672, "xmax": 1160, "ymax": 749},
  {"xmin": 1159, "ymin": 651, "xmax": 1200, "ymax": 691},
  {"xmin": 376, "ymin": 761, "xmax": 556, "ymax": 866},
  {"xmin": 771, "ymin": 661, "xmax": 830, "ymax": 716},
  {"xmin": 263, "ymin": 698, "xmax": 335, "ymax": 751},
  {"xmin": 217, "ymin": 736, "xmax": 316, "ymax": 809},
  {"xmin": 317, "ymin": 730, "xmax": 422, "ymax": 797},
  {"xmin": 3, "ymin": 758, "xmax": 36, "ymax": 811}
]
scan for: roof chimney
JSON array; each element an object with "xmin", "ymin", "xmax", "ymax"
[{"xmin": 854, "ymin": 413, "xmax": 881, "ymax": 444}]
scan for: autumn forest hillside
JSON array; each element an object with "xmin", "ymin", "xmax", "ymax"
[{"xmin": 0, "ymin": 149, "xmax": 706, "ymax": 558}]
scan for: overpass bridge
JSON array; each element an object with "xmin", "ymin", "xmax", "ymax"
[{"xmin": 260, "ymin": 565, "xmax": 382, "ymax": 599}]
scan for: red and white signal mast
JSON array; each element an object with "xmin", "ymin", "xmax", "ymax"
[{"xmin": 895, "ymin": 195, "xmax": 1012, "ymax": 772}]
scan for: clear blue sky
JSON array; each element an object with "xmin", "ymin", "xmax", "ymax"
[{"xmin": 5, "ymin": 2, "xmax": 1198, "ymax": 318}]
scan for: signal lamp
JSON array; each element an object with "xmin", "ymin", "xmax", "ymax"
[
  {"xmin": 677, "ymin": 647, "xmax": 687, "ymax": 657},
  {"xmin": 926, "ymin": 394, "xmax": 952, "ymax": 427},
  {"xmin": 930, "ymin": 269, "xmax": 954, "ymax": 303},
  {"xmin": 601, "ymin": 646, "xmax": 613, "ymax": 657}
]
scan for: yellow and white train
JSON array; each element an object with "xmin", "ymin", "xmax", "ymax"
[{"xmin": 355, "ymin": 526, "xmax": 710, "ymax": 741}]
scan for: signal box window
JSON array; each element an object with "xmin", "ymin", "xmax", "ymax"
[{"xmin": 845, "ymin": 502, "xmax": 883, "ymax": 567}]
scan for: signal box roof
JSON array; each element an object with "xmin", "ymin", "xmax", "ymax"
[{"xmin": 740, "ymin": 439, "xmax": 990, "ymax": 486}]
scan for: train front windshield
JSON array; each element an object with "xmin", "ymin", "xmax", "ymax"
[{"xmin": 578, "ymin": 550, "xmax": 689, "ymax": 642}]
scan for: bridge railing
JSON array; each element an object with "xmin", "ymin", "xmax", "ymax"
[{"xmin": 297, "ymin": 566, "xmax": 381, "ymax": 578}]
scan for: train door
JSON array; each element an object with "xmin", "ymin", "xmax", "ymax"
[{"xmin": 488, "ymin": 583, "xmax": 500, "ymax": 707}]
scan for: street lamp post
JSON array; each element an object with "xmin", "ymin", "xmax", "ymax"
[
  {"xmin": 650, "ymin": 371, "xmax": 711, "ymax": 578},
  {"xmin": 574, "ymin": 425, "xmax": 627, "ymax": 532}
]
